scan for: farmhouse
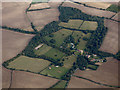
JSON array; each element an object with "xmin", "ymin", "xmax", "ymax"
[{"xmin": 35, "ymin": 44, "xmax": 43, "ymax": 50}]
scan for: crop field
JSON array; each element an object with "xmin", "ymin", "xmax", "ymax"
[
  {"xmin": 106, "ymin": 4, "xmax": 120, "ymax": 13},
  {"xmin": 62, "ymin": 2, "xmax": 115, "ymax": 18},
  {"xmin": 40, "ymin": 65, "xmax": 69, "ymax": 79},
  {"xmin": 27, "ymin": 8, "xmax": 59, "ymax": 31},
  {"xmin": 2, "ymin": 2, "xmax": 33, "ymax": 31},
  {"xmin": 44, "ymin": 29, "xmax": 73, "ymax": 47},
  {"xmin": 68, "ymin": 76, "xmax": 107, "ymax": 88},
  {"xmin": 99, "ymin": 19, "xmax": 118, "ymax": 54},
  {"xmin": 44, "ymin": 48, "xmax": 65, "ymax": 60},
  {"xmin": 29, "ymin": 3, "xmax": 50, "ymax": 10},
  {"xmin": 59, "ymin": 19, "xmax": 83, "ymax": 29},
  {"xmin": 80, "ymin": 2, "xmax": 111, "ymax": 9},
  {"xmin": 80, "ymin": 21, "xmax": 98, "ymax": 30},
  {"xmin": 11, "ymin": 71, "xmax": 59, "ymax": 88},
  {"xmin": 34, "ymin": 44, "xmax": 52, "ymax": 55},
  {"xmin": 2, "ymin": 30, "xmax": 34, "ymax": 61},
  {"xmin": 74, "ymin": 57, "xmax": 120, "ymax": 86},
  {"xmin": 7, "ymin": 56, "xmax": 51, "ymax": 73},
  {"xmin": 52, "ymin": 80, "xmax": 67, "ymax": 88}
]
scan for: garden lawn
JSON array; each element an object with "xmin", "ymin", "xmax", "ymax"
[
  {"xmin": 40, "ymin": 65, "xmax": 69, "ymax": 79},
  {"xmin": 7, "ymin": 56, "xmax": 51, "ymax": 73},
  {"xmin": 80, "ymin": 21, "xmax": 98, "ymax": 30}
]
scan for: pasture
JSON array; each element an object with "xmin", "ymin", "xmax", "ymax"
[
  {"xmin": 59, "ymin": 19, "xmax": 83, "ymax": 29},
  {"xmin": 80, "ymin": 21, "xmax": 98, "ymax": 30},
  {"xmin": 72, "ymin": 31, "xmax": 84, "ymax": 42},
  {"xmin": 40, "ymin": 65, "xmax": 69, "ymax": 79},
  {"xmin": 7, "ymin": 56, "xmax": 51, "ymax": 73},
  {"xmin": 44, "ymin": 29, "xmax": 73, "ymax": 47}
]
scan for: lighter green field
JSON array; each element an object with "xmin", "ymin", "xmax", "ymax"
[
  {"xmin": 59, "ymin": 19, "xmax": 83, "ymax": 29},
  {"xmin": 40, "ymin": 65, "xmax": 69, "ymax": 79},
  {"xmin": 80, "ymin": 21, "xmax": 98, "ymax": 30},
  {"xmin": 7, "ymin": 56, "xmax": 51, "ymax": 73},
  {"xmin": 44, "ymin": 29, "xmax": 73, "ymax": 47}
]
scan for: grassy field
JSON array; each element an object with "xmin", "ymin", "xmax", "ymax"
[
  {"xmin": 77, "ymin": 39, "xmax": 87, "ymax": 50},
  {"xmin": 72, "ymin": 31, "xmax": 84, "ymax": 42},
  {"xmin": 80, "ymin": 21, "xmax": 98, "ymax": 30},
  {"xmin": 59, "ymin": 19, "xmax": 83, "ymax": 29},
  {"xmin": 7, "ymin": 56, "xmax": 51, "ymax": 73},
  {"xmin": 44, "ymin": 29, "xmax": 73, "ymax": 47},
  {"xmin": 34, "ymin": 44, "xmax": 52, "ymax": 55},
  {"xmin": 87, "ymin": 64, "xmax": 99, "ymax": 70},
  {"xmin": 44, "ymin": 48, "xmax": 65, "ymax": 60},
  {"xmin": 106, "ymin": 4, "xmax": 120, "ymax": 13},
  {"xmin": 52, "ymin": 80, "xmax": 67, "ymax": 88},
  {"xmin": 40, "ymin": 65, "xmax": 69, "ymax": 79}
]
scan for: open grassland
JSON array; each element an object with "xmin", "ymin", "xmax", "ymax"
[
  {"xmin": 59, "ymin": 19, "xmax": 83, "ymax": 29},
  {"xmin": 74, "ymin": 57, "xmax": 120, "ymax": 86},
  {"xmin": 68, "ymin": 76, "xmax": 108, "ymax": 88},
  {"xmin": 52, "ymin": 80, "xmax": 67, "ymax": 88},
  {"xmin": 2, "ymin": 2, "xmax": 33, "ymax": 31},
  {"xmin": 99, "ymin": 19, "xmax": 118, "ymax": 54},
  {"xmin": 80, "ymin": 21, "xmax": 98, "ymax": 30},
  {"xmin": 34, "ymin": 44, "xmax": 52, "ymax": 55},
  {"xmin": 10, "ymin": 71, "xmax": 59, "ymax": 88},
  {"xmin": 7, "ymin": 56, "xmax": 51, "ymax": 73},
  {"xmin": 62, "ymin": 2, "xmax": 115, "ymax": 18},
  {"xmin": 2, "ymin": 30, "xmax": 34, "ymax": 61},
  {"xmin": 27, "ymin": 8, "xmax": 59, "ymax": 31},
  {"xmin": 44, "ymin": 48, "xmax": 65, "ymax": 60},
  {"xmin": 29, "ymin": 3, "xmax": 50, "ymax": 10},
  {"xmin": 40, "ymin": 65, "xmax": 69, "ymax": 79},
  {"xmin": 44, "ymin": 29, "xmax": 73, "ymax": 47}
]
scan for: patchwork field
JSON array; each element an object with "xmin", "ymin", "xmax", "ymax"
[
  {"xmin": 99, "ymin": 19, "xmax": 118, "ymax": 54},
  {"xmin": 7, "ymin": 56, "xmax": 51, "ymax": 73},
  {"xmin": 44, "ymin": 29, "xmax": 73, "ymax": 47},
  {"xmin": 2, "ymin": 2, "xmax": 33, "ymax": 31},
  {"xmin": 80, "ymin": 21, "xmax": 98, "ymax": 30},
  {"xmin": 2, "ymin": 29, "xmax": 34, "ymax": 61},
  {"xmin": 62, "ymin": 2, "xmax": 115, "ymax": 18},
  {"xmin": 10, "ymin": 71, "xmax": 59, "ymax": 88},
  {"xmin": 29, "ymin": 3, "xmax": 50, "ymax": 10},
  {"xmin": 27, "ymin": 8, "xmax": 59, "ymax": 31},
  {"xmin": 74, "ymin": 57, "xmax": 120, "ymax": 86}
]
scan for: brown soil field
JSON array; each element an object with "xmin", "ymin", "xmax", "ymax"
[
  {"xmin": 27, "ymin": 8, "xmax": 59, "ymax": 31},
  {"xmin": 2, "ymin": 2, "xmax": 33, "ymax": 31},
  {"xmin": 29, "ymin": 3, "xmax": 50, "ymax": 10},
  {"xmin": 74, "ymin": 57, "xmax": 120, "ymax": 86},
  {"xmin": 48, "ymin": 1, "xmax": 62, "ymax": 8},
  {"xmin": 67, "ymin": 76, "xmax": 108, "ymax": 88},
  {"xmin": 2, "ymin": 29, "xmax": 34, "ymax": 61},
  {"xmin": 2, "ymin": 67, "xmax": 12, "ymax": 88},
  {"xmin": 99, "ymin": 19, "xmax": 119, "ymax": 54},
  {"xmin": 62, "ymin": 2, "xmax": 116, "ymax": 18},
  {"xmin": 112, "ymin": 12, "xmax": 120, "ymax": 21},
  {"xmin": 10, "ymin": 71, "xmax": 59, "ymax": 88}
]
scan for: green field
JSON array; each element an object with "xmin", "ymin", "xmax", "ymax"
[
  {"xmin": 7, "ymin": 56, "xmax": 51, "ymax": 73},
  {"xmin": 80, "ymin": 21, "xmax": 98, "ymax": 30},
  {"xmin": 44, "ymin": 29, "xmax": 73, "ymax": 47},
  {"xmin": 34, "ymin": 44, "xmax": 52, "ymax": 55},
  {"xmin": 44, "ymin": 48, "xmax": 65, "ymax": 60},
  {"xmin": 106, "ymin": 4, "xmax": 120, "ymax": 13},
  {"xmin": 59, "ymin": 19, "xmax": 83, "ymax": 29},
  {"xmin": 40, "ymin": 65, "xmax": 69, "ymax": 79},
  {"xmin": 62, "ymin": 55, "xmax": 77, "ymax": 69},
  {"xmin": 53, "ymin": 80, "xmax": 67, "ymax": 88},
  {"xmin": 87, "ymin": 64, "xmax": 99, "ymax": 70}
]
